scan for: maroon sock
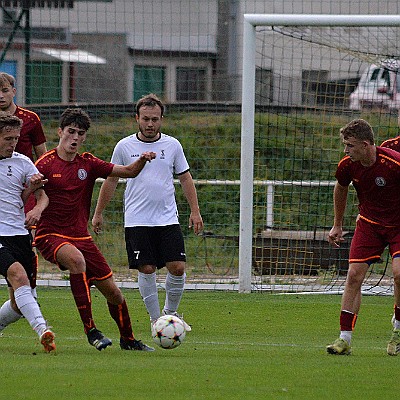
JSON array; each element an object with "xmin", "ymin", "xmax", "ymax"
[
  {"xmin": 108, "ymin": 299, "xmax": 134, "ymax": 341},
  {"xmin": 70, "ymin": 272, "xmax": 95, "ymax": 334},
  {"xmin": 340, "ymin": 310, "xmax": 357, "ymax": 331}
]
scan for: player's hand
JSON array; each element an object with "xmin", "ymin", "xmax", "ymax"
[
  {"xmin": 327, "ymin": 227, "xmax": 344, "ymax": 247},
  {"xmin": 140, "ymin": 151, "xmax": 156, "ymax": 162},
  {"xmin": 92, "ymin": 213, "xmax": 103, "ymax": 235},
  {"xmin": 30, "ymin": 173, "xmax": 48, "ymax": 193},
  {"xmin": 25, "ymin": 208, "xmax": 42, "ymax": 229},
  {"xmin": 189, "ymin": 212, "xmax": 204, "ymax": 235}
]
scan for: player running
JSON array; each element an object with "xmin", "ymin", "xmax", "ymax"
[
  {"xmin": 34, "ymin": 108, "xmax": 155, "ymax": 351},
  {"xmin": 0, "ymin": 112, "xmax": 55, "ymax": 352}
]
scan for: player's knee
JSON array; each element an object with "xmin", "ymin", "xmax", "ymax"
[
  {"xmin": 166, "ymin": 262, "xmax": 185, "ymax": 276},
  {"xmin": 138, "ymin": 265, "xmax": 156, "ymax": 274},
  {"xmin": 7, "ymin": 263, "xmax": 30, "ymax": 288}
]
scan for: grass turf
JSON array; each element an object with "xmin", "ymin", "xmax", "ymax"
[{"xmin": 0, "ymin": 287, "xmax": 398, "ymax": 399}]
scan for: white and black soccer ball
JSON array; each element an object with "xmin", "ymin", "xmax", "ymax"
[{"xmin": 151, "ymin": 315, "xmax": 186, "ymax": 349}]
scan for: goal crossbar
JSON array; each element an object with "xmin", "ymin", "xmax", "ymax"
[{"xmin": 239, "ymin": 14, "xmax": 400, "ymax": 293}]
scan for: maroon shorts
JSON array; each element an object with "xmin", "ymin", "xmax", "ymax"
[
  {"xmin": 34, "ymin": 235, "xmax": 112, "ymax": 283},
  {"xmin": 350, "ymin": 217, "xmax": 400, "ymax": 264}
]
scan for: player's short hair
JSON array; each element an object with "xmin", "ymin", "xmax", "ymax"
[
  {"xmin": 0, "ymin": 72, "xmax": 15, "ymax": 88},
  {"xmin": 135, "ymin": 93, "xmax": 164, "ymax": 117},
  {"xmin": 340, "ymin": 118, "xmax": 375, "ymax": 144},
  {"xmin": 59, "ymin": 108, "xmax": 91, "ymax": 131},
  {"xmin": 0, "ymin": 111, "xmax": 22, "ymax": 132}
]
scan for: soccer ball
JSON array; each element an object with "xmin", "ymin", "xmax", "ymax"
[{"xmin": 151, "ymin": 315, "xmax": 186, "ymax": 349}]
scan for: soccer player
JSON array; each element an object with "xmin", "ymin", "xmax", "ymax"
[
  {"xmin": 0, "ymin": 112, "xmax": 55, "ymax": 352},
  {"xmin": 0, "ymin": 72, "xmax": 47, "ymax": 307},
  {"xmin": 92, "ymin": 93, "xmax": 203, "ymax": 332},
  {"xmin": 34, "ymin": 108, "xmax": 156, "ymax": 351},
  {"xmin": 326, "ymin": 118, "xmax": 400, "ymax": 356},
  {"xmin": 0, "ymin": 72, "xmax": 47, "ymax": 162}
]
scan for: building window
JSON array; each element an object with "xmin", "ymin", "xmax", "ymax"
[
  {"xmin": 27, "ymin": 62, "xmax": 62, "ymax": 104},
  {"xmin": 176, "ymin": 67, "xmax": 206, "ymax": 101},
  {"xmin": 133, "ymin": 65, "xmax": 165, "ymax": 102},
  {"xmin": 302, "ymin": 70, "xmax": 329, "ymax": 106}
]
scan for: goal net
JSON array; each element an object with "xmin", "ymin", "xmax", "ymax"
[{"xmin": 239, "ymin": 14, "xmax": 400, "ymax": 294}]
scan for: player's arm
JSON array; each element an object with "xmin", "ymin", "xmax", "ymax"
[
  {"xmin": 23, "ymin": 174, "xmax": 49, "ymax": 229},
  {"xmin": 33, "ymin": 143, "xmax": 47, "ymax": 159},
  {"xmin": 109, "ymin": 151, "xmax": 156, "ymax": 178},
  {"xmin": 21, "ymin": 173, "xmax": 48, "ymax": 204},
  {"xmin": 328, "ymin": 181, "xmax": 349, "ymax": 247},
  {"xmin": 178, "ymin": 171, "xmax": 204, "ymax": 235},
  {"xmin": 92, "ymin": 176, "xmax": 119, "ymax": 234}
]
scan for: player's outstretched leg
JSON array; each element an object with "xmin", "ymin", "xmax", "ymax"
[
  {"xmin": 0, "ymin": 299, "xmax": 22, "ymax": 333},
  {"xmin": 14, "ymin": 285, "xmax": 56, "ymax": 353}
]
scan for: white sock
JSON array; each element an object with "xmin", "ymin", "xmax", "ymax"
[
  {"xmin": 138, "ymin": 272, "xmax": 160, "ymax": 321},
  {"xmin": 340, "ymin": 331, "xmax": 352, "ymax": 344},
  {"xmin": 0, "ymin": 299, "xmax": 22, "ymax": 332},
  {"xmin": 394, "ymin": 319, "xmax": 400, "ymax": 330},
  {"xmin": 14, "ymin": 285, "xmax": 47, "ymax": 337},
  {"xmin": 163, "ymin": 272, "xmax": 185, "ymax": 314}
]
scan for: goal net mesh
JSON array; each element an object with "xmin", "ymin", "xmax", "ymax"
[{"xmin": 251, "ymin": 22, "xmax": 400, "ymax": 294}]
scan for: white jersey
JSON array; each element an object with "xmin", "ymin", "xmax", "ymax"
[
  {"xmin": 0, "ymin": 152, "xmax": 39, "ymax": 236},
  {"xmin": 111, "ymin": 133, "xmax": 189, "ymax": 227}
]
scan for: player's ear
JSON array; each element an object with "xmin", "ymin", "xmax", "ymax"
[{"xmin": 57, "ymin": 127, "xmax": 62, "ymax": 138}]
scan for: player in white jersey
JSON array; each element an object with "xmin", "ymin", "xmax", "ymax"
[
  {"xmin": 92, "ymin": 93, "xmax": 203, "ymax": 332},
  {"xmin": 0, "ymin": 112, "xmax": 55, "ymax": 352}
]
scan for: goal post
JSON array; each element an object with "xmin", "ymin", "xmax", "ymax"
[{"xmin": 239, "ymin": 14, "xmax": 400, "ymax": 293}]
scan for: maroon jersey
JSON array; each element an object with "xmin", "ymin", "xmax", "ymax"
[
  {"xmin": 14, "ymin": 106, "xmax": 46, "ymax": 161},
  {"xmin": 381, "ymin": 136, "xmax": 400, "ymax": 152},
  {"xmin": 35, "ymin": 149, "xmax": 114, "ymax": 239},
  {"xmin": 336, "ymin": 146, "xmax": 400, "ymax": 227}
]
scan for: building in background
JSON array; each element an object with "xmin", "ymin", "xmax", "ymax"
[{"xmin": 0, "ymin": 0, "xmax": 399, "ymax": 107}]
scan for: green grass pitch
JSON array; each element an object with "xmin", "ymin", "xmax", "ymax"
[{"xmin": 0, "ymin": 287, "xmax": 398, "ymax": 399}]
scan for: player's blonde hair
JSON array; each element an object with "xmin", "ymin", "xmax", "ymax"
[{"xmin": 0, "ymin": 72, "xmax": 15, "ymax": 88}]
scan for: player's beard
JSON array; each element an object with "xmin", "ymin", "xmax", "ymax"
[{"xmin": 139, "ymin": 127, "xmax": 160, "ymax": 141}]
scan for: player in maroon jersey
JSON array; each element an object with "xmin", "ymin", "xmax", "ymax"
[
  {"xmin": 326, "ymin": 118, "xmax": 400, "ymax": 356},
  {"xmin": 34, "ymin": 108, "xmax": 156, "ymax": 351},
  {"xmin": 0, "ymin": 72, "xmax": 47, "ymax": 162}
]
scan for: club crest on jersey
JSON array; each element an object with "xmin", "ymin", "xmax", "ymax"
[
  {"xmin": 375, "ymin": 177, "xmax": 386, "ymax": 187},
  {"xmin": 78, "ymin": 168, "xmax": 88, "ymax": 180}
]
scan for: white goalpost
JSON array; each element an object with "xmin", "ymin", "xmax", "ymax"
[{"xmin": 239, "ymin": 14, "xmax": 400, "ymax": 293}]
